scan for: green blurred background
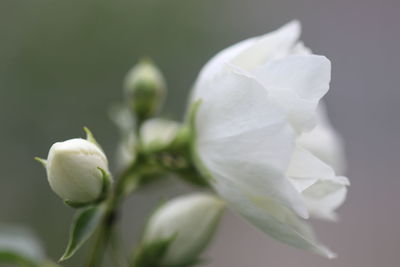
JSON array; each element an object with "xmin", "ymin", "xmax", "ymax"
[{"xmin": 1, "ymin": 0, "xmax": 399, "ymax": 266}]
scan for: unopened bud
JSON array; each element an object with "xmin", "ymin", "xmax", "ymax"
[
  {"xmin": 38, "ymin": 138, "xmax": 110, "ymax": 204},
  {"xmin": 124, "ymin": 59, "xmax": 166, "ymax": 120},
  {"xmin": 139, "ymin": 118, "xmax": 180, "ymax": 153},
  {"xmin": 139, "ymin": 193, "xmax": 225, "ymax": 266}
]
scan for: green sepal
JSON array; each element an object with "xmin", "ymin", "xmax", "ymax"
[
  {"xmin": 83, "ymin": 127, "xmax": 102, "ymax": 149},
  {"xmin": 169, "ymin": 126, "xmax": 191, "ymax": 150},
  {"xmin": 175, "ymin": 167, "xmax": 209, "ymax": 187},
  {"xmin": 186, "ymin": 100, "xmax": 215, "ymax": 183},
  {"xmin": 34, "ymin": 157, "xmax": 47, "ymax": 168},
  {"xmin": 131, "ymin": 238, "xmax": 205, "ymax": 267},
  {"xmin": 186, "ymin": 99, "xmax": 202, "ymax": 128},
  {"xmin": 59, "ymin": 204, "xmax": 106, "ymax": 262},
  {"xmin": 96, "ymin": 167, "xmax": 113, "ymax": 203},
  {"xmin": 64, "ymin": 200, "xmax": 91, "ymax": 209},
  {"xmin": 130, "ymin": 236, "xmax": 175, "ymax": 267}
]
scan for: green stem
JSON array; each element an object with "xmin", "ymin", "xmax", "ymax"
[
  {"xmin": 86, "ymin": 198, "xmax": 118, "ymax": 267},
  {"xmin": 109, "ymin": 228, "xmax": 128, "ymax": 267},
  {"xmin": 86, "ymin": 164, "xmax": 142, "ymax": 267},
  {"xmin": 84, "ymin": 124, "xmax": 199, "ymax": 267}
]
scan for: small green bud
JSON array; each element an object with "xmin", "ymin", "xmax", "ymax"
[
  {"xmin": 138, "ymin": 193, "xmax": 225, "ymax": 266},
  {"xmin": 38, "ymin": 137, "xmax": 111, "ymax": 205},
  {"xmin": 124, "ymin": 59, "xmax": 166, "ymax": 120},
  {"xmin": 139, "ymin": 118, "xmax": 180, "ymax": 153}
]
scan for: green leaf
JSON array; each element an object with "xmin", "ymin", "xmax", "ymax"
[
  {"xmin": 59, "ymin": 205, "xmax": 106, "ymax": 262},
  {"xmin": 0, "ymin": 225, "xmax": 45, "ymax": 267}
]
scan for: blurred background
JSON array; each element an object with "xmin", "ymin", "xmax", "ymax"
[{"xmin": 0, "ymin": 0, "xmax": 399, "ymax": 266}]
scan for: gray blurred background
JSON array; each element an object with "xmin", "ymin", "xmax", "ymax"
[{"xmin": 0, "ymin": 0, "xmax": 399, "ymax": 266}]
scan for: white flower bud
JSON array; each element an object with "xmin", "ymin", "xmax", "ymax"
[
  {"xmin": 139, "ymin": 118, "xmax": 180, "ymax": 152},
  {"xmin": 45, "ymin": 138, "xmax": 109, "ymax": 203},
  {"xmin": 142, "ymin": 193, "xmax": 225, "ymax": 266},
  {"xmin": 124, "ymin": 59, "xmax": 166, "ymax": 120}
]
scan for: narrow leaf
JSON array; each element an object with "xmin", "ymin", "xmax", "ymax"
[{"xmin": 60, "ymin": 205, "xmax": 105, "ymax": 262}]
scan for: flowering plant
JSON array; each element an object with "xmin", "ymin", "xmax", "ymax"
[{"xmin": 0, "ymin": 21, "xmax": 348, "ymax": 267}]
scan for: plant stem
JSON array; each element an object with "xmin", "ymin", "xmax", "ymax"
[
  {"xmin": 110, "ymin": 228, "xmax": 128, "ymax": 267},
  {"xmin": 86, "ymin": 198, "xmax": 118, "ymax": 267},
  {"xmin": 86, "ymin": 165, "xmax": 141, "ymax": 267}
]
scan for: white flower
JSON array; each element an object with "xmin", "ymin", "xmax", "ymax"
[
  {"xmin": 46, "ymin": 138, "xmax": 109, "ymax": 203},
  {"xmin": 142, "ymin": 193, "xmax": 225, "ymax": 266},
  {"xmin": 190, "ymin": 21, "xmax": 349, "ymax": 258}
]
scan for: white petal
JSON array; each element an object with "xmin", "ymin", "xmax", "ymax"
[
  {"xmin": 192, "ymin": 21, "xmax": 301, "ymax": 102},
  {"xmin": 194, "ymin": 38, "xmax": 256, "ymax": 93},
  {"xmin": 231, "ymin": 20, "xmax": 301, "ymax": 70},
  {"xmin": 287, "ymin": 145, "xmax": 349, "ymax": 220},
  {"xmin": 209, "ymin": 171, "xmax": 336, "ymax": 258},
  {"xmin": 298, "ymin": 104, "xmax": 346, "ymax": 174},
  {"xmin": 253, "ymin": 55, "xmax": 331, "ymax": 131},
  {"xmin": 287, "ymin": 146, "xmax": 335, "ymax": 191},
  {"xmin": 302, "ymin": 177, "xmax": 349, "ymax": 221},
  {"xmin": 195, "ymin": 69, "xmax": 308, "ymax": 218},
  {"xmin": 292, "ymin": 41, "xmax": 312, "ymax": 55}
]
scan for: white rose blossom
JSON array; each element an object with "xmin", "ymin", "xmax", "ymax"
[{"xmin": 190, "ymin": 21, "xmax": 349, "ymax": 258}]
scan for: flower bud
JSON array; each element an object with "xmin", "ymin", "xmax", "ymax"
[
  {"xmin": 44, "ymin": 138, "xmax": 109, "ymax": 204},
  {"xmin": 140, "ymin": 193, "xmax": 225, "ymax": 266},
  {"xmin": 124, "ymin": 59, "xmax": 166, "ymax": 120},
  {"xmin": 139, "ymin": 118, "xmax": 180, "ymax": 153}
]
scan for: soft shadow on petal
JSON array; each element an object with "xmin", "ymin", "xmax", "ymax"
[
  {"xmin": 232, "ymin": 20, "xmax": 301, "ymax": 71},
  {"xmin": 192, "ymin": 20, "xmax": 302, "ymax": 101},
  {"xmin": 298, "ymin": 103, "xmax": 347, "ymax": 174},
  {"xmin": 209, "ymin": 170, "xmax": 337, "ymax": 258},
  {"xmin": 287, "ymin": 145, "xmax": 349, "ymax": 220},
  {"xmin": 195, "ymin": 70, "xmax": 309, "ymax": 218},
  {"xmin": 302, "ymin": 177, "xmax": 349, "ymax": 221},
  {"xmin": 253, "ymin": 55, "xmax": 331, "ymax": 131}
]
